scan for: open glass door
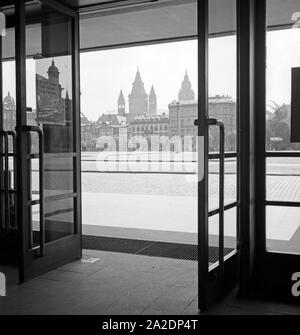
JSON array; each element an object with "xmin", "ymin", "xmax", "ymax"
[
  {"xmin": 16, "ymin": 0, "xmax": 81, "ymax": 282},
  {"xmin": 0, "ymin": 2, "xmax": 18, "ymax": 269},
  {"xmin": 197, "ymin": 0, "xmax": 239, "ymax": 309}
]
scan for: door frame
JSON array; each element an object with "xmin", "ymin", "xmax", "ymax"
[
  {"xmin": 197, "ymin": 0, "xmax": 240, "ymax": 310},
  {"xmin": 15, "ymin": 0, "xmax": 82, "ymax": 282},
  {"xmin": 254, "ymin": 0, "xmax": 300, "ymax": 300}
]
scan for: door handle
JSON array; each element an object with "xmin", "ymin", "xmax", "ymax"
[
  {"xmin": 21, "ymin": 125, "xmax": 45, "ymax": 257},
  {"xmin": 0, "ymin": 130, "xmax": 10, "ymax": 233},
  {"xmin": 207, "ymin": 118, "xmax": 225, "ymax": 277}
]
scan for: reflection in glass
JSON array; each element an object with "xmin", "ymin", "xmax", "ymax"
[
  {"xmin": 1, "ymin": 3, "xmax": 16, "ymax": 230},
  {"xmin": 26, "ymin": 3, "xmax": 75, "ymax": 246}
]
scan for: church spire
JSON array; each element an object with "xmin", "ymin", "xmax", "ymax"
[
  {"xmin": 178, "ymin": 71, "xmax": 195, "ymax": 101},
  {"xmin": 118, "ymin": 90, "xmax": 126, "ymax": 116},
  {"xmin": 128, "ymin": 68, "xmax": 148, "ymax": 120},
  {"xmin": 149, "ymin": 85, "xmax": 157, "ymax": 116},
  {"xmin": 130, "ymin": 67, "xmax": 147, "ymax": 97}
]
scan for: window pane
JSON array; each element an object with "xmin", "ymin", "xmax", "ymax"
[
  {"xmin": 267, "ymin": 206, "xmax": 300, "ymax": 254},
  {"xmin": 267, "ymin": 157, "xmax": 300, "ymax": 202}
]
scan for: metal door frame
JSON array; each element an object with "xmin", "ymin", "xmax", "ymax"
[
  {"xmin": 197, "ymin": 0, "xmax": 241, "ymax": 310},
  {"xmin": 254, "ymin": 0, "xmax": 300, "ymax": 300},
  {"xmin": 15, "ymin": 0, "xmax": 82, "ymax": 282}
]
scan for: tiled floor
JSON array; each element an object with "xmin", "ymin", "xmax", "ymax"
[{"xmin": 0, "ymin": 250, "xmax": 299, "ymax": 315}]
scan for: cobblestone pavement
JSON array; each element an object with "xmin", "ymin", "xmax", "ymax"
[
  {"xmin": 81, "ymin": 152, "xmax": 300, "ymax": 202},
  {"xmin": 82, "ymin": 172, "xmax": 300, "ymax": 202}
]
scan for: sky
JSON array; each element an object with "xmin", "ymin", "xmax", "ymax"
[
  {"xmin": 2, "ymin": 29, "xmax": 300, "ymax": 121},
  {"xmin": 80, "ymin": 37, "xmax": 238, "ymax": 121}
]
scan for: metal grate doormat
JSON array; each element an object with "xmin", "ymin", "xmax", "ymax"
[{"xmin": 83, "ymin": 235, "xmax": 234, "ymax": 262}]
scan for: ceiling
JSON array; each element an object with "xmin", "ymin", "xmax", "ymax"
[
  {"xmin": 60, "ymin": 0, "xmax": 152, "ymax": 10},
  {"xmin": 2, "ymin": 0, "xmax": 300, "ymax": 57}
]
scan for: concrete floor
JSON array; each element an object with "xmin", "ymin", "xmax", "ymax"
[{"xmin": 0, "ymin": 249, "xmax": 299, "ymax": 315}]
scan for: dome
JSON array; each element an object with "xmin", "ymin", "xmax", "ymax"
[
  {"xmin": 47, "ymin": 60, "xmax": 60, "ymax": 78},
  {"xmin": 3, "ymin": 92, "xmax": 15, "ymax": 110}
]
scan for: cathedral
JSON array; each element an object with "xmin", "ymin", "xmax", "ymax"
[{"xmin": 118, "ymin": 68, "xmax": 157, "ymax": 122}]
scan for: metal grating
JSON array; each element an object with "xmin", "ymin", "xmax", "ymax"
[{"xmin": 83, "ymin": 235, "xmax": 234, "ymax": 262}]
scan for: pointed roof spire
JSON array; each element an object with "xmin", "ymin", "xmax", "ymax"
[
  {"xmin": 118, "ymin": 89, "xmax": 125, "ymax": 103},
  {"xmin": 130, "ymin": 68, "xmax": 147, "ymax": 97},
  {"xmin": 134, "ymin": 67, "xmax": 142, "ymax": 83},
  {"xmin": 178, "ymin": 70, "xmax": 195, "ymax": 101},
  {"xmin": 149, "ymin": 85, "xmax": 156, "ymax": 97}
]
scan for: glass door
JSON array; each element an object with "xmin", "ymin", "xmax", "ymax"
[
  {"xmin": 197, "ymin": 0, "xmax": 239, "ymax": 309},
  {"xmin": 255, "ymin": 0, "xmax": 300, "ymax": 300},
  {"xmin": 0, "ymin": 1, "xmax": 18, "ymax": 267},
  {"xmin": 16, "ymin": 0, "xmax": 81, "ymax": 282}
]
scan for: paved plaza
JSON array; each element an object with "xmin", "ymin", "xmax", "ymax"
[{"xmin": 79, "ymin": 152, "xmax": 300, "ymax": 253}]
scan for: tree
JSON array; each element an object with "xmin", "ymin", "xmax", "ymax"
[{"xmin": 266, "ymin": 103, "xmax": 290, "ymax": 150}]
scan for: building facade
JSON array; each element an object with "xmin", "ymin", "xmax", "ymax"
[
  {"xmin": 3, "ymin": 92, "xmax": 16, "ymax": 132},
  {"xmin": 169, "ymin": 72, "xmax": 237, "ymax": 151},
  {"xmin": 129, "ymin": 114, "xmax": 169, "ymax": 137}
]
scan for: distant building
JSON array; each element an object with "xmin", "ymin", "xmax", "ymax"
[
  {"xmin": 169, "ymin": 71, "xmax": 237, "ymax": 151},
  {"xmin": 118, "ymin": 90, "xmax": 126, "ymax": 117},
  {"xmin": 169, "ymin": 100, "xmax": 197, "ymax": 138},
  {"xmin": 178, "ymin": 70, "xmax": 195, "ymax": 101},
  {"xmin": 208, "ymin": 95, "xmax": 237, "ymax": 151},
  {"xmin": 3, "ymin": 92, "xmax": 16, "ymax": 132},
  {"xmin": 128, "ymin": 68, "xmax": 149, "ymax": 121},
  {"xmin": 93, "ymin": 113, "xmax": 128, "ymax": 151},
  {"xmin": 129, "ymin": 114, "xmax": 169, "ymax": 138},
  {"xmin": 81, "ymin": 113, "xmax": 94, "ymax": 151},
  {"xmin": 149, "ymin": 85, "xmax": 157, "ymax": 116},
  {"xmin": 97, "ymin": 113, "xmax": 126, "ymax": 126},
  {"xmin": 118, "ymin": 68, "xmax": 157, "ymax": 123},
  {"xmin": 168, "ymin": 71, "xmax": 198, "ymax": 139},
  {"xmin": 35, "ymin": 61, "xmax": 73, "ymax": 153}
]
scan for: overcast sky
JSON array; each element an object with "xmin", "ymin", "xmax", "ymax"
[{"xmin": 2, "ymin": 29, "xmax": 300, "ymax": 121}]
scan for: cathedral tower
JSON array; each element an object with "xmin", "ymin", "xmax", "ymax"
[
  {"xmin": 178, "ymin": 70, "xmax": 195, "ymax": 101},
  {"xmin": 149, "ymin": 85, "xmax": 157, "ymax": 116},
  {"xmin": 118, "ymin": 90, "xmax": 126, "ymax": 116},
  {"xmin": 128, "ymin": 68, "xmax": 148, "ymax": 121}
]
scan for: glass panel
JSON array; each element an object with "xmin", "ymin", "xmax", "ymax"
[
  {"xmin": 208, "ymin": 0, "xmax": 237, "ymax": 265},
  {"xmin": 266, "ymin": 206, "xmax": 300, "ymax": 254},
  {"xmin": 267, "ymin": 157, "xmax": 300, "ymax": 202},
  {"xmin": 1, "ymin": 2, "xmax": 16, "ymax": 230},
  {"xmin": 266, "ymin": 0, "xmax": 300, "ymax": 152},
  {"xmin": 32, "ymin": 197, "xmax": 74, "ymax": 244},
  {"xmin": 209, "ymin": 157, "xmax": 237, "ymax": 212},
  {"xmin": 81, "ymin": 40, "xmax": 198, "ymax": 246},
  {"xmin": 209, "ymin": 207, "xmax": 237, "ymax": 268},
  {"xmin": 266, "ymin": 0, "xmax": 300, "ymax": 255},
  {"xmin": 25, "ymin": 2, "xmax": 75, "ymax": 244},
  {"xmin": 80, "ymin": 0, "xmax": 198, "ymax": 250},
  {"xmin": 31, "ymin": 155, "xmax": 74, "ymax": 199}
]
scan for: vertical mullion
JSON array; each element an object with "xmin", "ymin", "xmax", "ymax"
[
  {"xmin": 254, "ymin": 0, "xmax": 267, "ymax": 269},
  {"xmin": 15, "ymin": 0, "xmax": 27, "ymax": 283},
  {"xmin": 198, "ymin": 0, "xmax": 209, "ymax": 311},
  {"xmin": 72, "ymin": 12, "xmax": 82, "ymax": 251},
  {"xmin": 237, "ymin": 0, "xmax": 260, "ymax": 295},
  {"xmin": 0, "ymin": 36, "xmax": 4, "ymax": 229}
]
